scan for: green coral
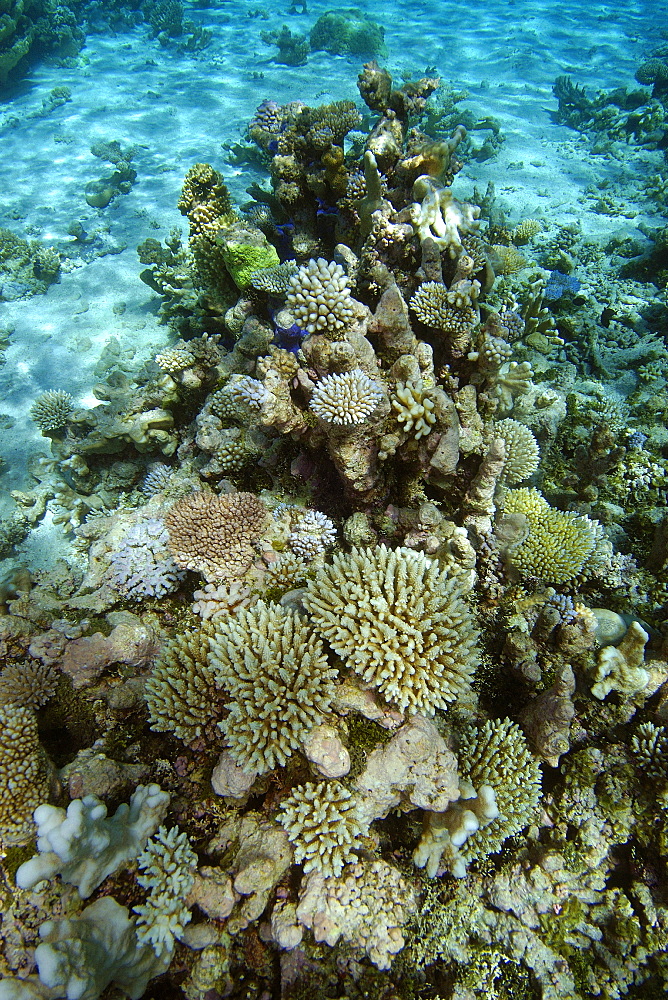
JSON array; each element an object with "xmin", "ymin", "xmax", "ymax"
[
  {"xmin": 309, "ymin": 8, "xmax": 386, "ymax": 57},
  {"xmin": 219, "ymin": 233, "xmax": 280, "ymax": 290}
]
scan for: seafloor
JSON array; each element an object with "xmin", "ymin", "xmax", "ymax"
[{"xmin": 0, "ymin": 0, "xmax": 667, "ymax": 998}]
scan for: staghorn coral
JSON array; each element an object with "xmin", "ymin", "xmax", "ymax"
[
  {"xmin": 631, "ymin": 721, "xmax": 668, "ymax": 783},
  {"xmin": 0, "ymin": 660, "xmax": 58, "ymax": 710},
  {"xmin": 286, "ymin": 257, "xmax": 355, "ymax": 337},
  {"xmin": 0, "ymin": 702, "xmax": 51, "ymax": 846},
  {"xmin": 309, "ymin": 368, "xmax": 384, "ymax": 426},
  {"xmin": 209, "ymin": 601, "xmax": 338, "ymax": 774},
  {"xmin": 29, "ymin": 389, "xmax": 73, "ymax": 433},
  {"xmin": 391, "ymin": 378, "xmax": 437, "ymax": 439},
  {"xmin": 165, "ymin": 490, "xmax": 267, "ymax": 582},
  {"xmin": 145, "ymin": 623, "xmax": 224, "ymax": 746},
  {"xmin": 304, "ymin": 544, "xmax": 479, "ymax": 715},
  {"xmin": 497, "ymin": 487, "xmax": 602, "ymax": 585},
  {"xmin": 494, "ymin": 418, "xmax": 540, "ymax": 484},
  {"xmin": 278, "ymin": 780, "xmax": 367, "ymax": 876}
]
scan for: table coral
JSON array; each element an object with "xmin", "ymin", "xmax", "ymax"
[
  {"xmin": 209, "ymin": 601, "xmax": 338, "ymax": 773},
  {"xmin": 304, "ymin": 544, "xmax": 479, "ymax": 715},
  {"xmin": 165, "ymin": 490, "xmax": 267, "ymax": 582}
]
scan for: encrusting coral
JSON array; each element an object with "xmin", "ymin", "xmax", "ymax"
[{"xmin": 304, "ymin": 544, "xmax": 479, "ymax": 715}]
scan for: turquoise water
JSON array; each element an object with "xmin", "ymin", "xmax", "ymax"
[{"xmin": 0, "ymin": 1, "xmax": 667, "ymax": 997}]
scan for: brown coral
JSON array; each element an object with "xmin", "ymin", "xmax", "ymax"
[{"xmin": 165, "ymin": 491, "xmax": 268, "ymax": 582}]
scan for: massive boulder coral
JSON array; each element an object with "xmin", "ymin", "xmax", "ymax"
[
  {"xmin": 304, "ymin": 544, "xmax": 479, "ymax": 715},
  {"xmin": 165, "ymin": 490, "xmax": 268, "ymax": 582}
]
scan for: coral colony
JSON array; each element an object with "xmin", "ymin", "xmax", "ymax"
[{"xmin": 2, "ymin": 43, "xmax": 668, "ymax": 1000}]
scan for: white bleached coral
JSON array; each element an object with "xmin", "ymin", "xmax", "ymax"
[
  {"xmin": 16, "ymin": 784, "xmax": 170, "ymax": 898},
  {"xmin": 304, "ymin": 544, "xmax": 479, "ymax": 715},
  {"xmin": 286, "ymin": 257, "xmax": 355, "ymax": 336},
  {"xmin": 309, "ymin": 368, "xmax": 384, "ymax": 426}
]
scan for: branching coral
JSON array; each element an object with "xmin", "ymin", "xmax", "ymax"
[
  {"xmin": 0, "ymin": 703, "xmax": 51, "ymax": 846},
  {"xmin": 309, "ymin": 369, "xmax": 384, "ymax": 426},
  {"xmin": 286, "ymin": 257, "xmax": 355, "ymax": 337},
  {"xmin": 133, "ymin": 825, "xmax": 198, "ymax": 958},
  {"xmin": 209, "ymin": 601, "xmax": 339, "ymax": 774},
  {"xmin": 278, "ymin": 780, "xmax": 367, "ymax": 876},
  {"xmin": 29, "ymin": 390, "xmax": 73, "ymax": 433},
  {"xmin": 494, "ymin": 418, "xmax": 540, "ymax": 484},
  {"xmin": 145, "ymin": 624, "xmax": 223, "ymax": 746},
  {"xmin": 391, "ymin": 378, "xmax": 437, "ymax": 439},
  {"xmin": 414, "ymin": 719, "xmax": 541, "ymax": 877},
  {"xmin": 498, "ymin": 487, "xmax": 603, "ymax": 584},
  {"xmin": 304, "ymin": 544, "xmax": 479, "ymax": 715}
]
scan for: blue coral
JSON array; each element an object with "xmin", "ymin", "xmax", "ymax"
[
  {"xmin": 110, "ymin": 518, "xmax": 185, "ymax": 601},
  {"xmin": 544, "ymin": 270, "xmax": 580, "ymax": 301}
]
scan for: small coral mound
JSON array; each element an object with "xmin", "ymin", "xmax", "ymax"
[
  {"xmin": 494, "ymin": 418, "xmax": 540, "ymax": 484},
  {"xmin": 391, "ymin": 379, "xmax": 437, "ymax": 439},
  {"xmin": 209, "ymin": 602, "xmax": 338, "ymax": 774},
  {"xmin": 0, "ymin": 660, "xmax": 58, "ymax": 710},
  {"xmin": 310, "ymin": 369, "xmax": 383, "ymax": 426},
  {"xmin": 278, "ymin": 780, "xmax": 367, "ymax": 876},
  {"xmin": 110, "ymin": 517, "xmax": 186, "ymax": 600},
  {"xmin": 29, "ymin": 389, "xmax": 73, "ymax": 432},
  {"xmin": 286, "ymin": 257, "xmax": 355, "ymax": 336},
  {"xmin": 410, "ymin": 280, "xmax": 477, "ymax": 333},
  {"xmin": 165, "ymin": 491, "xmax": 267, "ymax": 582},
  {"xmin": 145, "ymin": 624, "xmax": 223, "ymax": 746},
  {"xmin": 288, "ymin": 509, "xmax": 337, "ymax": 560},
  {"xmin": 0, "ymin": 703, "xmax": 51, "ymax": 846},
  {"xmin": 304, "ymin": 545, "xmax": 479, "ymax": 715},
  {"xmin": 500, "ymin": 487, "xmax": 601, "ymax": 584},
  {"xmin": 296, "ymin": 860, "xmax": 417, "ymax": 969}
]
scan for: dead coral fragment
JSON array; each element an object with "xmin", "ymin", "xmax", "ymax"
[
  {"xmin": 304, "ymin": 544, "xmax": 479, "ymax": 715},
  {"xmin": 165, "ymin": 491, "xmax": 267, "ymax": 582},
  {"xmin": 209, "ymin": 602, "xmax": 339, "ymax": 774},
  {"xmin": 310, "ymin": 369, "xmax": 383, "ymax": 426},
  {"xmin": 278, "ymin": 780, "xmax": 367, "ymax": 876}
]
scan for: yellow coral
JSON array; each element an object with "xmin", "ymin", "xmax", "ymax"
[{"xmin": 500, "ymin": 488, "xmax": 600, "ymax": 585}]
